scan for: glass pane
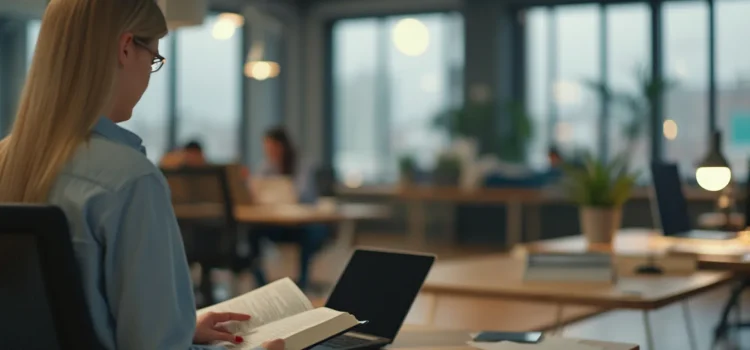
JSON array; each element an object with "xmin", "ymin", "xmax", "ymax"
[
  {"xmin": 607, "ymin": 4, "xmax": 650, "ymax": 174},
  {"xmin": 663, "ymin": 1, "xmax": 709, "ymax": 180},
  {"xmin": 332, "ymin": 18, "xmax": 379, "ymax": 183},
  {"xmin": 26, "ymin": 20, "xmax": 42, "ymax": 70},
  {"xmin": 556, "ymin": 5, "xmax": 600, "ymax": 157},
  {"xmin": 387, "ymin": 13, "xmax": 464, "ymax": 178},
  {"xmin": 525, "ymin": 8, "xmax": 550, "ymax": 169},
  {"xmin": 176, "ymin": 14, "xmax": 243, "ymax": 164},
  {"xmin": 332, "ymin": 13, "xmax": 464, "ymax": 184},
  {"xmin": 717, "ymin": 0, "xmax": 750, "ymax": 182},
  {"xmin": 120, "ymin": 36, "xmax": 173, "ymax": 163}
]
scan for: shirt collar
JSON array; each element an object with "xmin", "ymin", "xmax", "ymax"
[{"xmin": 91, "ymin": 117, "xmax": 147, "ymax": 155}]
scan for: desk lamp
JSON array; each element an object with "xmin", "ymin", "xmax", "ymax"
[{"xmin": 696, "ymin": 131, "xmax": 733, "ymax": 230}]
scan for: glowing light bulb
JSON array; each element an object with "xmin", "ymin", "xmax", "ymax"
[
  {"xmin": 212, "ymin": 13, "xmax": 244, "ymax": 40},
  {"xmin": 244, "ymin": 61, "xmax": 280, "ymax": 80},
  {"xmin": 663, "ymin": 119, "xmax": 678, "ymax": 140},
  {"xmin": 392, "ymin": 18, "xmax": 430, "ymax": 57},
  {"xmin": 696, "ymin": 167, "xmax": 731, "ymax": 192},
  {"xmin": 212, "ymin": 20, "xmax": 236, "ymax": 40}
]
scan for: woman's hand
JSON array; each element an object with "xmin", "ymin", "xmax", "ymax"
[{"xmin": 194, "ymin": 312, "xmax": 251, "ymax": 345}]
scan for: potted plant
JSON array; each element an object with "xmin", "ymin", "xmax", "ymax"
[
  {"xmin": 562, "ymin": 153, "xmax": 638, "ymax": 246},
  {"xmin": 433, "ymin": 153, "xmax": 462, "ymax": 186},
  {"xmin": 398, "ymin": 154, "xmax": 418, "ymax": 187}
]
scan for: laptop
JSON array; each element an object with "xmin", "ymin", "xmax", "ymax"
[
  {"xmin": 650, "ymin": 162, "xmax": 737, "ymax": 240},
  {"xmin": 312, "ymin": 249, "xmax": 436, "ymax": 350},
  {"xmin": 250, "ymin": 176, "xmax": 299, "ymax": 205}
]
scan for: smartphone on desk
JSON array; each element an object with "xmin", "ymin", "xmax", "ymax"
[{"xmin": 473, "ymin": 331, "xmax": 544, "ymax": 343}]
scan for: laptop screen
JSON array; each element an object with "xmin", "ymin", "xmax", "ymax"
[
  {"xmin": 650, "ymin": 162, "xmax": 692, "ymax": 235},
  {"xmin": 325, "ymin": 250, "xmax": 435, "ymax": 340}
]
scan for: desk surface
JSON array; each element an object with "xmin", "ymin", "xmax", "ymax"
[
  {"xmin": 524, "ymin": 229, "xmax": 750, "ymax": 272},
  {"xmin": 422, "ymin": 254, "xmax": 731, "ymax": 309},
  {"xmin": 391, "ymin": 329, "xmax": 639, "ymax": 350},
  {"xmin": 338, "ymin": 185, "xmax": 725, "ymax": 203},
  {"xmin": 173, "ymin": 203, "xmax": 389, "ymax": 225}
]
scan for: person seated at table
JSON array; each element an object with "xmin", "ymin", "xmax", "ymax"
[
  {"xmin": 160, "ymin": 140, "xmax": 207, "ymax": 169},
  {"xmin": 247, "ymin": 127, "xmax": 330, "ymax": 290}
]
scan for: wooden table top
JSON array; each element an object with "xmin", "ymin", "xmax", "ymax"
[
  {"xmin": 173, "ymin": 202, "xmax": 389, "ymax": 225},
  {"xmin": 337, "ymin": 185, "xmax": 726, "ymax": 203},
  {"xmin": 524, "ymin": 229, "xmax": 750, "ymax": 272},
  {"xmin": 391, "ymin": 329, "xmax": 638, "ymax": 350},
  {"xmin": 421, "ymin": 254, "xmax": 732, "ymax": 310}
]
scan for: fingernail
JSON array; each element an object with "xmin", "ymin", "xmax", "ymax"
[{"xmin": 235, "ymin": 336, "xmax": 244, "ymax": 343}]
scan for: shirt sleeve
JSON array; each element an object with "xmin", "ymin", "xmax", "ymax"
[{"xmin": 97, "ymin": 173, "xmax": 221, "ymax": 350}]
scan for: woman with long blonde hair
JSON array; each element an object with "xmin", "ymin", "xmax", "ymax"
[{"xmin": 0, "ymin": 1, "xmax": 282, "ymax": 349}]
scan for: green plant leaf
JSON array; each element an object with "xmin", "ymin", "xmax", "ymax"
[{"xmin": 561, "ymin": 151, "xmax": 638, "ymax": 207}]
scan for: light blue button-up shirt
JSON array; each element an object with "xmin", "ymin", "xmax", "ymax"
[{"xmin": 47, "ymin": 118, "xmax": 224, "ymax": 350}]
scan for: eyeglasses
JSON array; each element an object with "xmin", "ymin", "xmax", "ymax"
[{"xmin": 133, "ymin": 38, "xmax": 166, "ymax": 73}]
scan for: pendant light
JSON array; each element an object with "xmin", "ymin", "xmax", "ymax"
[{"xmin": 695, "ymin": 130, "xmax": 731, "ymax": 192}]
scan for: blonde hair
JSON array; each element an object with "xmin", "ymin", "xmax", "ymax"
[{"xmin": 0, "ymin": 0, "xmax": 167, "ymax": 203}]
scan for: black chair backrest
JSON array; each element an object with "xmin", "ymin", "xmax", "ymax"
[
  {"xmin": 650, "ymin": 162, "xmax": 692, "ymax": 235},
  {"xmin": 162, "ymin": 165, "xmax": 236, "ymax": 227},
  {"xmin": 0, "ymin": 205, "xmax": 101, "ymax": 350}
]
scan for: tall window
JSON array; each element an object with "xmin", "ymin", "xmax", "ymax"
[
  {"xmin": 717, "ymin": 0, "xmax": 750, "ymax": 181},
  {"xmin": 332, "ymin": 13, "xmax": 464, "ymax": 184},
  {"xmin": 556, "ymin": 5, "xmax": 600, "ymax": 157},
  {"xmin": 607, "ymin": 4, "xmax": 650, "ymax": 173},
  {"xmin": 120, "ymin": 36, "xmax": 173, "ymax": 163},
  {"xmin": 526, "ymin": 6, "xmax": 601, "ymax": 164},
  {"xmin": 176, "ymin": 14, "xmax": 243, "ymax": 164},
  {"xmin": 663, "ymin": 1, "xmax": 709, "ymax": 179},
  {"xmin": 525, "ymin": 8, "xmax": 550, "ymax": 169}
]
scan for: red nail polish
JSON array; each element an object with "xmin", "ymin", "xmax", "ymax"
[{"xmin": 235, "ymin": 336, "xmax": 244, "ymax": 343}]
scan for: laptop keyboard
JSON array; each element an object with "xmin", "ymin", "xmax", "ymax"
[{"xmin": 320, "ymin": 334, "xmax": 373, "ymax": 349}]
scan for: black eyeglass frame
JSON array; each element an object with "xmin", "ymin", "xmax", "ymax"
[{"xmin": 133, "ymin": 38, "xmax": 166, "ymax": 73}]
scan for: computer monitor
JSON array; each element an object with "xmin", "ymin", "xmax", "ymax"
[
  {"xmin": 325, "ymin": 249, "xmax": 435, "ymax": 341},
  {"xmin": 650, "ymin": 162, "xmax": 692, "ymax": 236}
]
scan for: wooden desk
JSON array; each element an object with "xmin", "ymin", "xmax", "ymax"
[
  {"xmin": 174, "ymin": 202, "xmax": 389, "ymax": 248},
  {"xmin": 338, "ymin": 185, "xmax": 729, "ymax": 247},
  {"xmin": 523, "ymin": 229, "xmax": 750, "ymax": 273},
  {"xmin": 423, "ymin": 255, "xmax": 731, "ymax": 309},
  {"xmin": 391, "ymin": 329, "xmax": 639, "ymax": 350},
  {"xmin": 174, "ymin": 203, "xmax": 389, "ymax": 225},
  {"xmin": 421, "ymin": 254, "xmax": 730, "ymax": 350}
]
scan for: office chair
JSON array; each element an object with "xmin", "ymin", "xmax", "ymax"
[
  {"xmin": 0, "ymin": 205, "xmax": 101, "ymax": 350},
  {"xmin": 162, "ymin": 165, "xmax": 242, "ymax": 306}
]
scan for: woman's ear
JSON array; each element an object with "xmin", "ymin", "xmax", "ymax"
[{"xmin": 117, "ymin": 33, "xmax": 135, "ymax": 66}]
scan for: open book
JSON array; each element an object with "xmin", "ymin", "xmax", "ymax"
[{"xmin": 198, "ymin": 278, "xmax": 363, "ymax": 350}]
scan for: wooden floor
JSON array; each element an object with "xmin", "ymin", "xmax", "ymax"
[{"xmin": 207, "ymin": 233, "xmax": 750, "ymax": 350}]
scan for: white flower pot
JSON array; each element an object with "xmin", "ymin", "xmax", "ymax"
[{"xmin": 580, "ymin": 207, "xmax": 622, "ymax": 246}]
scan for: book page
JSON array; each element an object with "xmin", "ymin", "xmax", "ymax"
[
  {"xmin": 198, "ymin": 278, "xmax": 313, "ymax": 334},
  {"xmin": 230, "ymin": 307, "xmax": 356, "ymax": 350}
]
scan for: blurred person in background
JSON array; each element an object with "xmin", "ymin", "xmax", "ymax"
[
  {"xmin": 160, "ymin": 140, "xmax": 207, "ymax": 168},
  {"xmin": 246, "ymin": 127, "xmax": 330, "ymax": 290}
]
